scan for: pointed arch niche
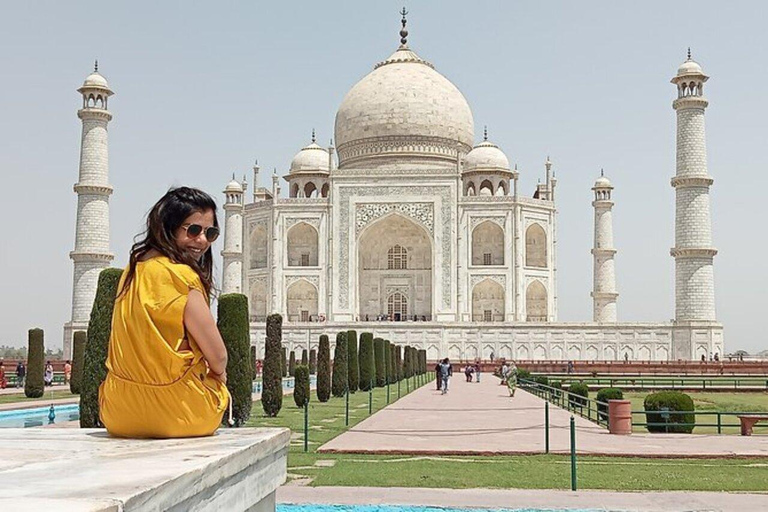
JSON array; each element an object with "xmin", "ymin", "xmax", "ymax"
[{"xmin": 525, "ymin": 280, "xmax": 548, "ymax": 322}]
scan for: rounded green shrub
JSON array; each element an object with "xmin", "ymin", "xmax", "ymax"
[
  {"xmin": 217, "ymin": 293, "xmax": 253, "ymax": 426},
  {"xmin": 568, "ymin": 381, "xmax": 589, "ymax": 407},
  {"xmin": 332, "ymin": 331, "xmax": 348, "ymax": 397},
  {"xmin": 309, "ymin": 349, "xmax": 317, "ymax": 375},
  {"xmin": 293, "ymin": 365, "xmax": 310, "ymax": 408},
  {"xmin": 533, "ymin": 375, "xmax": 549, "ymax": 386},
  {"xmin": 25, "ymin": 328, "xmax": 45, "ymax": 398},
  {"xmin": 262, "ymin": 314, "xmax": 284, "ymax": 417},
  {"xmin": 644, "ymin": 391, "xmax": 695, "ymax": 433},
  {"xmin": 80, "ymin": 268, "xmax": 123, "ymax": 427},
  {"xmin": 70, "ymin": 330, "xmax": 86, "ymax": 395},
  {"xmin": 289, "ymin": 350, "xmax": 296, "ymax": 377},
  {"xmin": 317, "ymin": 335, "xmax": 331, "ymax": 402},
  {"xmin": 359, "ymin": 333, "xmax": 375, "ymax": 391},
  {"xmin": 347, "ymin": 330, "xmax": 359, "ymax": 393},
  {"xmin": 596, "ymin": 387, "xmax": 624, "ymax": 422},
  {"xmin": 517, "ymin": 368, "xmax": 532, "ymax": 381}
]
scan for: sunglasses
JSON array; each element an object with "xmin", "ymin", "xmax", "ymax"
[{"xmin": 182, "ymin": 223, "xmax": 220, "ymax": 242}]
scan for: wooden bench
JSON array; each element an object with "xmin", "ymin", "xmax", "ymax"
[{"xmin": 737, "ymin": 414, "xmax": 768, "ymax": 436}]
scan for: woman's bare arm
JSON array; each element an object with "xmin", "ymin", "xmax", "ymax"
[{"xmin": 184, "ymin": 289, "xmax": 228, "ymax": 378}]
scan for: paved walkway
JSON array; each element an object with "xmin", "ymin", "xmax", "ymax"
[
  {"xmin": 278, "ymin": 485, "xmax": 768, "ymax": 512},
  {"xmin": 319, "ymin": 375, "xmax": 768, "ymax": 457}
]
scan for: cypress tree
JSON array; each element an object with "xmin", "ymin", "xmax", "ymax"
[
  {"xmin": 374, "ymin": 337, "xmax": 386, "ymax": 387},
  {"xmin": 301, "ymin": 348, "xmax": 308, "ymax": 367},
  {"xmin": 25, "ymin": 328, "xmax": 45, "ymax": 398},
  {"xmin": 421, "ymin": 349, "xmax": 427, "ymax": 374},
  {"xmin": 317, "ymin": 335, "xmax": 331, "ymax": 402},
  {"xmin": 250, "ymin": 345, "xmax": 257, "ymax": 380},
  {"xmin": 281, "ymin": 347, "xmax": 287, "ymax": 378},
  {"xmin": 384, "ymin": 340, "xmax": 392, "ymax": 384},
  {"xmin": 359, "ymin": 332, "xmax": 375, "ymax": 391},
  {"xmin": 289, "ymin": 350, "xmax": 296, "ymax": 377},
  {"xmin": 262, "ymin": 314, "xmax": 283, "ymax": 417},
  {"xmin": 347, "ymin": 330, "xmax": 359, "ymax": 393},
  {"xmin": 395, "ymin": 345, "xmax": 402, "ymax": 381},
  {"xmin": 293, "ymin": 365, "xmax": 310, "ymax": 408},
  {"xmin": 217, "ymin": 294, "xmax": 252, "ymax": 426},
  {"xmin": 80, "ymin": 268, "xmax": 122, "ymax": 428},
  {"xmin": 309, "ymin": 349, "xmax": 317, "ymax": 374},
  {"xmin": 70, "ymin": 330, "xmax": 86, "ymax": 395},
  {"xmin": 332, "ymin": 331, "xmax": 348, "ymax": 397},
  {"xmin": 389, "ymin": 343, "xmax": 397, "ymax": 382}
]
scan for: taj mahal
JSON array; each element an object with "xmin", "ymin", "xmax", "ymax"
[{"xmin": 62, "ymin": 14, "xmax": 723, "ymax": 362}]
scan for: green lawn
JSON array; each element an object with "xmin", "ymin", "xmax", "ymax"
[
  {"xmin": 0, "ymin": 389, "xmax": 76, "ymax": 405},
  {"xmin": 624, "ymin": 391, "xmax": 768, "ymax": 434},
  {"xmin": 244, "ymin": 376, "xmax": 768, "ymax": 491}
]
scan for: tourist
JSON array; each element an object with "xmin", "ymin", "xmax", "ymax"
[
  {"xmin": 435, "ymin": 361, "xmax": 442, "ymax": 391},
  {"xmin": 439, "ymin": 358, "xmax": 452, "ymax": 394},
  {"xmin": 16, "ymin": 361, "xmax": 25, "ymax": 388},
  {"xmin": 507, "ymin": 361, "xmax": 518, "ymax": 397},
  {"xmin": 567, "ymin": 360, "xmax": 574, "ymax": 374},
  {"xmin": 64, "ymin": 360, "xmax": 72, "ymax": 384},
  {"xmin": 490, "ymin": 351, "xmax": 495, "ymax": 363},
  {"xmin": 475, "ymin": 363, "xmax": 481, "ymax": 383},
  {"xmin": 500, "ymin": 362, "xmax": 510, "ymax": 385},
  {"xmin": 44, "ymin": 361, "xmax": 54, "ymax": 386},
  {"xmin": 0, "ymin": 359, "xmax": 6, "ymax": 389},
  {"xmin": 99, "ymin": 187, "xmax": 231, "ymax": 438}
]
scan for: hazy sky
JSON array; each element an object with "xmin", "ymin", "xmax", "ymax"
[{"xmin": 1, "ymin": 1, "xmax": 766, "ymax": 353}]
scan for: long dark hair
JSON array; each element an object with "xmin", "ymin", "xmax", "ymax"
[{"xmin": 118, "ymin": 186, "xmax": 219, "ymax": 299}]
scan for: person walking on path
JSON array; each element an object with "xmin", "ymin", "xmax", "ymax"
[
  {"xmin": 506, "ymin": 361, "xmax": 518, "ymax": 397},
  {"xmin": 439, "ymin": 358, "xmax": 453, "ymax": 395},
  {"xmin": 434, "ymin": 361, "xmax": 442, "ymax": 391},
  {"xmin": 0, "ymin": 359, "xmax": 6, "ymax": 389},
  {"xmin": 16, "ymin": 362, "xmax": 25, "ymax": 388},
  {"xmin": 499, "ymin": 362, "xmax": 510, "ymax": 385},
  {"xmin": 475, "ymin": 363, "xmax": 481, "ymax": 383},
  {"xmin": 64, "ymin": 360, "xmax": 72, "ymax": 385}
]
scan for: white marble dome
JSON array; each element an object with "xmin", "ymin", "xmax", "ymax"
[
  {"xmin": 594, "ymin": 175, "xmax": 612, "ymax": 188},
  {"xmin": 463, "ymin": 140, "xmax": 510, "ymax": 172},
  {"xmin": 334, "ymin": 45, "xmax": 474, "ymax": 169},
  {"xmin": 82, "ymin": 71, "xmax": 109, "ymax": 89},
  {"xmin": 290, "ymin": 142, "xmax": 330, "ymax": 173},
  {"xmin": 225, "ymin": 178, "xmax": 243, "ymax": 193},
  {"xmin": 677, "ymin": 58, "xmax": 703, "ymax": 76}
]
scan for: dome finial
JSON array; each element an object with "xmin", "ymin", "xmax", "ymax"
[
  {"xmin": 483, "ymin": 125, "xmax": 488, "ymax": 141},
  {"xmin": 311, "ymin": 128, "xmax": 316, "ymax": 143},
  {"xmin": 399, "ymin": 7, "xmax": 409, "ymax": 46},
  {"xmin": 94, "ymin": 59, "xmax": 99, "ymax": 72},
  {"xmin": 687, "ymin": 47, "xmax": 692, "ymax": 60},
  {"xmin": 601, "ymin": 168, "xmax": 604, "ymax": 177}
]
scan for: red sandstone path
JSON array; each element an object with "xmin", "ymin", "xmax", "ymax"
[{"xmin": 318, "ymin": 374, "xmax": 768, "ymax": 457}]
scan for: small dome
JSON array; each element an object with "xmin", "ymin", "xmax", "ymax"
[
  {"xmin": 82, "ymin": 71, "xmax": 109, "ymax": 89},
  {"xmin": 225, "ymin": 178, "xmax": 243, "ymax": 193},
  {"xmin": 290, "ymin": 142, "xmax": 330, "ymax": 173},
  {"xmin": 594, "ymin": 175, "xmax": 612, "ymax": 188},
  {"xmin": 463, "ymin": 140, "xmax": 510, "ymax": 173},
  {"xmin": 677, "ymin": 58, "xmax": 703, "ymax": 76}
]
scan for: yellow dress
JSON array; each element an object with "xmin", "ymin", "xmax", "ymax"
[{"xmin": 99, "ymin": 255, "xmax": 229, "ymax": 438}]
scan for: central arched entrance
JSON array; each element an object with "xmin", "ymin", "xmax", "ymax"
[{"xmin": 357, "ymin": 214, "xmax": 432, "ymax": 321}]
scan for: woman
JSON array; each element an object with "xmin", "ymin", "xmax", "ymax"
[
  {"xmin": 99, "ymin": 187, "xmax": 231, "ymax": 438},
  {"xmin": 44, "ymin": 361, "xmax": 54, "ymax": 386},
  {"xmin": 506, "ymin": 361, "xmax": 518, "ymax": 398}
]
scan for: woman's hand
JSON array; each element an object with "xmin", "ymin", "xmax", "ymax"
[
  {"xmin": 184, "ymin": 289, "xmax": 228, "ymax": 376},
  {"xmin": 209, "ymin": 369, "xmax": 227, "ymax": 385}
]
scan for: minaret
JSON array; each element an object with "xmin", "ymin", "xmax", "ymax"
[
  {"xmin": 671, "ymin": 50, "xmax": 717, "ymax": 322},
  {"xmin": 591, "ymin": 170, "xmax": 618, "ymax": 322},
  {"xmin": 63, "ymin": 62, "xmax": 115, "ymax": 360},
  {"xmin": 221, "ymin": 175, "xmax": 244, "ymax": 294}
]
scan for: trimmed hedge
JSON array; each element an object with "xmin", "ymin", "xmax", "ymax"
[
  {"xmin": 388, "ymin": 343, "xmax": 397, "ymax": 382},
  {"xmin": 217, "ymin": 293, "xmax": 252, "ymax": 426},
  {"xmin": 309, "ymin": 349, "xmax": 317, "ymax": 375},
  {"xmin": 359, "ymin": 332, "xmax": 375, "ymax": 391},
  {"xmin": 331, "ymin": 331, "xmax": 348, "ymax": 397},
  {"xmin": 70, "ymin": 330, "xmax": 86, "ymax": 395},
  {"xmin": 568, "ymin": 381, "xmax": 589, "ymax": 407},
  {"xmin": 262, "ymin": 314, "xmax": 283, "ymax": 417},
  {"xmin": 293, "ymin": 365, "xmax": 310, "ymax": 408},
  {"xmin": 317, "ymin": 335, "xmax": 331, "ymax": 402},
  {"xmin": 289, "ymin": 350, "xmax": 296, "ymax": 377},
  {"xmin": 347, "ymin": 330, "xmax": 359, "ymax": 393},
  {"xmin": 384, "ymin": 340, "xmax": 392, "ymax": 384},
  {"xmin": 281, "ymin": 347, "xmax": 287, "ymax": 378},
  {"xmin": 25, "ymin": 328, "xmax": 45, "ymax": 398},
  {"xmin": 250, "ymin": 345, "xmax": 257, "ymax": 380},
  {"xmin": 644, "ymin": 391, "xmax": 695, "ymax": 433},
  {"xmin": 596, "ymin": 387, "xmax": 624, "ymax": 423},
  {"xmin": 301, "ymin": 349, "xmax": 308, "ymax": 367},
  {"xmin": 394, "ymin": 345, "xmax": 402, "ymax": 381},
  {"xmin": 80, "ymin": 268, "xmax": 123, "ymax": 428},
  {"xmin": 533, "ymin": 375, "xmax": 549, "ymax": 386},
  {"xmin": 517, "ymin": 368, "xmax": 532, "ymax": 381},
  {"xmin": 374, "ymin": 337, "xmax": 386, "ymax": 387}
]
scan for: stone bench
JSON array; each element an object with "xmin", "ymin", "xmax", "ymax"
[
  {"xmin": 738, "ymin": 415, "xmax": 768, "ymax": 436},
  {"xmin": 0, "ymin": 427, "xmax": 290, "ymax": 511}
]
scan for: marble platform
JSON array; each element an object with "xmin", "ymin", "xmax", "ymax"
[{"xmin": 0, "ymin": 427, "xmax": 290, "ymax": 511}]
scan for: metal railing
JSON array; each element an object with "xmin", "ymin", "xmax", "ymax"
[
  {"xmin": 520, "ymin": 379, "xmax": 611, "ymax": 428},
  {"xmin": 553, "ymin": 376, "xmax": 768, "ymax": 391}
]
